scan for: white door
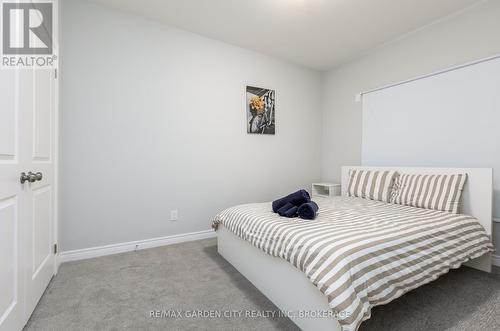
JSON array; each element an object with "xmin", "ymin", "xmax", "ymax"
[
  {"xmin": 22, "ymin": 67, "xmax": 56, "ymax": 324},
  {"xmin": 0, "ymin": 70, "xmax": 24, "ymax": 331},
  {"xmin": 0, "ymin": 67, "xmax": 56, "ymax": 330}
]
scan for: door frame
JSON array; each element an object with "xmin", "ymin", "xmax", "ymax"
[{"xmin": 53, "ymin": 0, "xmax": 60, "ymax": 275}]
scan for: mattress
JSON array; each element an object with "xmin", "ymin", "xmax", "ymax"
[{"xmin": 212, "ymin": 196, "xmax": 493, "ymax": 331}]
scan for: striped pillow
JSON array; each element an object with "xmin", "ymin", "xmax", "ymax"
[
  {"xmin": 390, "ymin": 173, "xmax": 468, "ymax": 213},
  {"xmin": 347, "ymin": 170, "xmax": 398, "ymax": 202}
]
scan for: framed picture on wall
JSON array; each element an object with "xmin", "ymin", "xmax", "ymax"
[{"xmin": 246, "ymin": 86, "xmax": 275, "ymax": 134}]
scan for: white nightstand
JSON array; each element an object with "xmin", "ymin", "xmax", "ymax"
[{"xmin": 311, "ymin": 183, "xmax": 341, "ymax": 198}]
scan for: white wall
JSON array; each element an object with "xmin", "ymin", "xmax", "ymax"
[
  {"xmin": 62, "ymin": 0, "xmax": 500, "ymax": 254},
  {"xmin": 60, "ymin": 0, "xmax": 322, "ymax": 251},
  {"xmin": 321, "ymin": 0, "xmax": 500, "ymax": 250}
]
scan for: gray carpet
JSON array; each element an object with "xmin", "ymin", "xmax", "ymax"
[{"xmin": 25, "ymin": 239, "xmax": 500, "ymax": 331}]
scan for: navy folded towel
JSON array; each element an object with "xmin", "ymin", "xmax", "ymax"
[
  {"xmin": 277, "ymin": 203, "xmax": 298, "ymax": 218},
  {"xmin": 272, "ymin": 189, "xmax": 311, "ymax": 213},
  {"xmin": 277, "ymin": 202, "xmax": 294, "ymax": 216},
  {"xmin": 283, "ymin": 206, "xmax": 298, "ymax": 218},
  {"xmin": 297, "ymin": 201, "xmax": 319, "ymax": 220}
]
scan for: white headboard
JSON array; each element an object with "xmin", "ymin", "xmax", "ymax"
[{"xmin": 341, "ymin": 166, "xmax": 493, "ymax": 272}]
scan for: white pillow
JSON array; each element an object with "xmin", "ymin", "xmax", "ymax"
[
  {"xmin": 347, "ymin": 170, "xmax": 398, "ymax": 203},
  {"xmin": 390, "ymin": 173, "xmax": 467, "ymax": 214}
]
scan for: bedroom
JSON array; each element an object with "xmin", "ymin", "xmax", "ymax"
[{"xmin": 0, "ymin": 0, "xmax": 499, "ymax": 330}]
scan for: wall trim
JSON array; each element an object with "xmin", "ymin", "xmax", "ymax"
[
  {"xmin": 53, "ymin": 229, "xmax": 500, "ymax": 267},
  {"xmin": 358, "ymin": 52, "xmax": 500, "ymax": 99},
  {"xmin": 58, "ymin": 229, "xmax": 216, "ymax": 264}
]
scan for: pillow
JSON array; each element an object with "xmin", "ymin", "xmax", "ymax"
[
  {"xmin": 390, "ymin": 173, "xmax": 467, "ymax": 214},
  {"xmin": 347, "ymin": 169, "xmax": 398, "ymax": 203}
]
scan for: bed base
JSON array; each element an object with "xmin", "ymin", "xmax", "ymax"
[{"xmin": 217, "ymin": 226, "xmax": 342, "ymax": 331}]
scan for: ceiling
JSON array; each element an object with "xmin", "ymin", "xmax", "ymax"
[{"xmin": 90, "ymin": 0, "xmax": 483, "ymax": 71}]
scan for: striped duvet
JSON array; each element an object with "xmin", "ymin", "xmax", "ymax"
[{"xmin": 212, "ymin": 196, "xmax": 493, "ymax": 331}]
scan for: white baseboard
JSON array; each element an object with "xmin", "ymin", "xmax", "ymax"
[
  {"xmin": 55, "ymin": 225, "xmax": 500, "ymax": 266},
  {"xmin": 58, "ymin": 229, "xmax": 216, "ymax": 264}
]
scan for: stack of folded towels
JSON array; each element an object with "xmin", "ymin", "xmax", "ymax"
[{"xmin": 272, "ymin": 189, "xmax": 319, "ymax": 220}]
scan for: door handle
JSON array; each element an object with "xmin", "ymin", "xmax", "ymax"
[
  {"xmin": 20, "ymin": 172, "xmax": 30, "ymax": 184},
  {"xmin": 32, "ymin": 172, "xmax": 43, "ymax": 182},
  {"xmin": 20, "ymin": 172, "xmax": 43, "ymax": 184},
  {"xmin": 28, "ymin": 172, "xmax": 43, "ymax": 182}
]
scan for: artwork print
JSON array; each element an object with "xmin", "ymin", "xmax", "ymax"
[{"xmin": 246, "ymin": 86, "xmax": 275, "ymax": 134}]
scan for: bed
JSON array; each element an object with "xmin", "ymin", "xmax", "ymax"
[{"xmin": 214, "ymin": 166, "xmax": 494, "ymax": 331}]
